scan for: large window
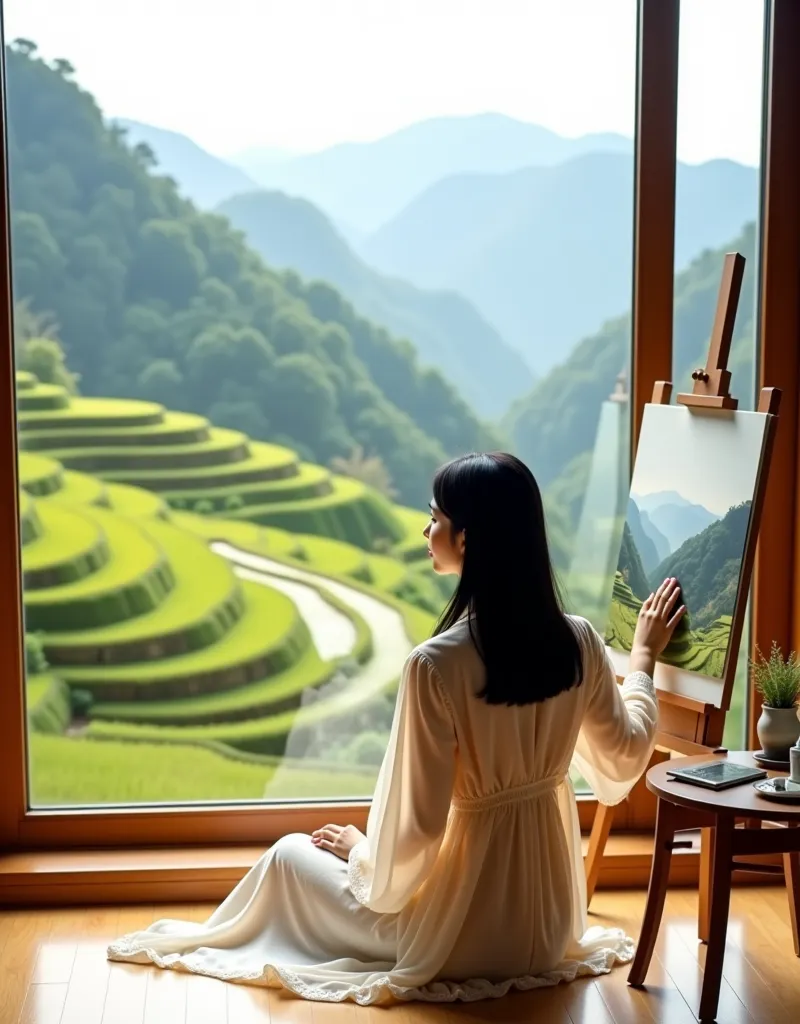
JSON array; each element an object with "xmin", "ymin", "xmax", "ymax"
[
  {"xmin": 3, "ymin": 1, "xmax": 642, "ymax": 810},
  {"xmin": 670, "ymin": 0, "xmax": 766, "ymax": 749},
  {"xmin": 3, "ymin": 1, "xmax": 796, "ymax": 857}
]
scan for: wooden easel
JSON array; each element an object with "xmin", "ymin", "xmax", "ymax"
[{"xmin": 584, "ymin": 252, "xmax": 782, "ymax": 942}]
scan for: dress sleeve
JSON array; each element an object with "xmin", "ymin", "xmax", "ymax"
[
  {"xmin": 347, "ymin": 648, "xmax": 457, "ymax": 915},
  {"xmin": 571, "ymin": 622, "xmax": 659, "ymax": 806}
]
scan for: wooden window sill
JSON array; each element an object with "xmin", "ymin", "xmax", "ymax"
[{"xmin": 0, "ymin": 831, "xmax": 785, "ymax": 907}]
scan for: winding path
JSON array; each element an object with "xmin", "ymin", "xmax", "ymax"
[
  {"xmin": 210, "ymin": 541, "xmax": 415, "ymax": 712},
  {"xmin": 211, "ymin": 542, "xmax": 415, "ymax": 795},
  {"xmin": 234, "ymin": 565, "xmax": 358, "ymax": 660}
]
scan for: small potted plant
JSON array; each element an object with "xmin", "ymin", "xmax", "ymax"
[{"xmin": 750, "ymin": 641, "xmax": 800, "ymax": 761}]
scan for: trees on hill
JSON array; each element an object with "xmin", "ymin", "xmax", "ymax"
[{"xmin": 6, "ymin": 42, "xmax": 498, "ymax": 508}]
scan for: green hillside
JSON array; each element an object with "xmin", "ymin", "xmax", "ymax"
[
  {"xmin": 6, "ymin": 41, "xmax": 498, "ymax": 509},
  {"xmin": 117, "ymin": 118, "xmax": 260, "ymax": 209},
  {"xmin": 216, "ymin": 189, "xmax": 533, "ymax": 417},
  {"xmin": 508, "ymin": 222, "xmax": 758, "ymax": 490},
  {"xmin": 17, "ymin": 372, "xmax": 430, "ymax": 555},
  {"xmin": 616, "ymin": 522, "xmax": 650, "ymax": 602},
  {"xmin": 650, "ymin": 501, "xmax": 751, "ymax": 629},
  {"xmin": 19, "ymin": 446, "xmax": 439, "ymax": 805}
]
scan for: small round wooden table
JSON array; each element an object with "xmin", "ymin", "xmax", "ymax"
[{"xmin": 628, "ymin": 751, "xmax": 800, "ymax": 1022}]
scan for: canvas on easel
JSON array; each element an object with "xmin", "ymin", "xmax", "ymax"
[
  {"xmin": 581, "ymin": 251, "xmax": 781, "ymax": 913},
  {"xmin": 603, "ymin": 399, "xmax": 770, "ymax": 708}
]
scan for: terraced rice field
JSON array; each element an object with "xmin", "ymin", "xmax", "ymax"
[
  {"xmin": 19, "ymin": 434, "xmax": 437, "ymax": 805},
  {"xmin": 17, "ymin": 374, "xmax": 425, "ymax": 556},
  {"xmin": 604, "ymin": 571, "xmax": 729, "ymax": 678}
]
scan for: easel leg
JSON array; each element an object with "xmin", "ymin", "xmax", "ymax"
[
  {"xmin": 585, "ymin": 802, "xmax": 615, "ymax": 906},
  {"xmin": 698, "ymin": 826, "xmax": 715, "ymax": 943},
  {"xmin": 784, "ymin": 821, "xmax": 800, "ymax": 957},
  {"xmin": 628, "ymin": 798, "xmax": 678, "ymax": 987}
]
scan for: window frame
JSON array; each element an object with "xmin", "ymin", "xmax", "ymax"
[{"xmin": 0, "ymin": 0, "xmax": 794, "ymax": 858}]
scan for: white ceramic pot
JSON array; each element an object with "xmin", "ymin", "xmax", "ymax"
[{"xmin": 756, "ymin": 704, "xmax": 800, "ymax": 761}]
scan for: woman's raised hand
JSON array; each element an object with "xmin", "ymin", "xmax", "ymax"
[{"xmin": 632, "ymin": 577, "xmax": 686, "ymax": 661}]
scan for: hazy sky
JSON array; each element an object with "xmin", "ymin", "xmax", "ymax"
[
  {"xmin": 2, "ymin": 0, "xmax": 765, "ymax": 163},
  {"xmin": 632, "ymin": 407, "xmax": 767, "ymax": 517}
]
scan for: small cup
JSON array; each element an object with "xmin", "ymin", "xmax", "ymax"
[{"xmin": 790, "ymin": 744, "xmax": 800, "ymax": 785}]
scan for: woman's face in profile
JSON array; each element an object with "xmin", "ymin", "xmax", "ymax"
[{"xmin": 423, "ymin": 500, "xmax": 464, "ymax": 576}]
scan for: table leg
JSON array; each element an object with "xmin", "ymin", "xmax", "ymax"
[
  {"xmin": 628, "ymin": 797, "xmax": 678, "ymax": 987},
  {"xmin": 784, "ymin": 821, "xmax": 800, "ymax": 957},
  {"xmin": 698, "ymin": 826, "xmax": 715, "ymax": 943},
  {"xmin": 699, "ymin": 815, "xmax": 733, "ymax": 1023}
]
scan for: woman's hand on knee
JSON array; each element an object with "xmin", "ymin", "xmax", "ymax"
[{"xmin": 311, "ymin": 823, "xmax": 366, "ymax": 860}]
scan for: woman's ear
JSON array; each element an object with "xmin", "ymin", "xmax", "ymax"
[{"xmin": 457, "ymin": 529, "xmax": 466, "ymax": 557}]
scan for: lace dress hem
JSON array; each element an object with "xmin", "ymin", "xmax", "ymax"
[{"xmin": 106, "ymin": 932, "xmax": 635, "ymax": 1005}]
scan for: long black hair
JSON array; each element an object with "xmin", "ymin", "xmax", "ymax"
[{"xmin": 433, "ymin": 452, "xmax": 583, "ymax": 706}]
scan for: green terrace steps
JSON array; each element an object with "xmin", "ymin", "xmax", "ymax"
[
  {"xmin": 19, "ymin": 392, "xmax": 165, "ymax": 429},
  {"xmin": 225, "ymin": 477, "xmax": 407, "ymax": 551},
  {"xmin": 19, "ymin": 489, "xmax": 43, "ymax": 545},
  {"xmin": 55, "ymin": 471, "xmax": 108, "ymax": 506},
  {"xmin": 392, "ymin": 506, "xmax": 431, "ymax": 562},
  {"xmin": 95, "ymin": 440, "xmax": 298, "ymax": 491},
  {"xmin": 103, "ymin": 483, "xmax": 169, "ymax": 519},
  {"xmin": 57, "ymin": 580, "xmax": 313, "ymax": 704},
  {"xmin": 163, "ymin": 462, "xmax": 333, "ymax": 510},
  {"xmin": 16, "ymin": 373, "xmax": 410, "ymax": 553},
  {"xmin": 26, "ymin": 675, "xmax": 72, "ymax": 735},
  {"xmin": 21, "ymin": 411, "xmax": 213, "ymax": 451},
  {"xmin": 15, "ymin": 458, "xmax": 373, "ymax": 717},
  {"xmin": 86, "ymin": 592, "xmax": 370, "ymax": 727},
  {"xmin": 17, "ymin": 452, "xmax": 109, "ymax": 507},
  {"xmin": 40, "ymin": 519, "xmax": 247, "ymax": 667},
  {"xmin": 24, "ymin": 507, "xmax": 176, "ymax": 633},
  {"xmin": 42, "ymin": 427, "xmax": 253, "ymax": 473},
  {"xmin": 16, "ymin": 382, "xmax": 71, "ymax": 412},
  {"xmin": 18, "ymin": 452, "xmax": 65, "ymax": 497},
  {"xmin": 15, "ymin": 451, "xmax": 433, "ymax": 788},
  {"xmin": 22, "ymin": 502, "xmax": 111, "ymax": 589}
]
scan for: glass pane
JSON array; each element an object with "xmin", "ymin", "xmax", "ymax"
[
  {"xmin": 4, "ymin": 0, "xmax": 638, "ymax": 807},
  {"xmin": 670, "ymin": 0, "xmax": 766, "ymax": 751}
]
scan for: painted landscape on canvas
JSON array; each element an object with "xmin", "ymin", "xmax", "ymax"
[{"xmin": 604, "ymin": 405, "xmax": 768, "ymax": 679}]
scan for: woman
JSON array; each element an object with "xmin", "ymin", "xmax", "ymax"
[{"xmin": 108, "ymin": 452, "xmax": 684, "ymax": 1005}]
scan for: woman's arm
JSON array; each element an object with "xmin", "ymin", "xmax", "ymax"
[
  {"xmin": 571, "ymin": 578, "xmax": 684, "ymax": 804},
  {"xmin": 347, "ymin": 648, "xmax": 457, "ymax": 915}
]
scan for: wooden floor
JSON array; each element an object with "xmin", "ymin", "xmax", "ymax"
[{"xmin": 1, "ymin": 888, "xmax": 798, "ymax": 1024}]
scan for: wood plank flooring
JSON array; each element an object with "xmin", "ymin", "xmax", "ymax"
[{"xmin": 1, "ymin": 887, "xmax": 798, "ymax": 1023}]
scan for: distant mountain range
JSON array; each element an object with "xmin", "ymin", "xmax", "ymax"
[
  {"xmin": 116, "ymin": 114, "xmax": 759, "ymax": 409},
  {"xmin": 363, "ymin": 152, "xmax": 759, "ymax": 374},
  {"xmin": 626, "ymin": 498, "xmax": 669, "ymax": 574},
  {"xmin": 227, "ymin": 113, "xmax": 634, "ymax": 235},
  {"xmin": 215, "ymin": 190, "xmax": 533, "ymax": 416},
  {"xmin": 620, "ymin": 498, "xmax": 750, "ymax": 631},
  {"xmin": 113, "ymin": 119, "xmax": 260, "ymax": 209},
  {"xmin": 632, "ymin": 490, "xmax": 720, "ymax": 555}
]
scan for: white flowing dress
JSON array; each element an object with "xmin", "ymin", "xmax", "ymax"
[{"xmin": 107, "ymin": 615, "xmax": 658, "ymax": 1005}]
